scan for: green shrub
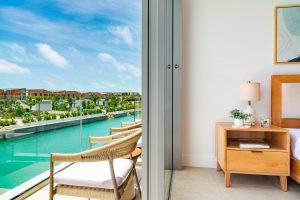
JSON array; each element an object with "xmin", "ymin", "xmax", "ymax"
[
  {"xmin": 36, "ymin": 115, "xmax": 43, "ymax": 121},
  {"xmin": 65, "ymin": 112, "xmax": 70, "ymax": 118},
  {"xmin": 43, "ymin": 114, "xmax": 51, "ymax": 120},
  {"xmin": 88, "ymin": 109, "xmax": 95, "ymax": 115},
  {"xmin": 0, "ymin": 119, "xmax": 16, "ymax": 126},
  {"xmin": 96, "ymin": 109, "xmax": 102, "ymax": 114},
  {"xmin": 22, "ymin": 114, "xmax": 35, "ymax": 123},
  {"xmin": 83, "ymin": 110, "xmax": 88, "ymax": 115},
  {"xmin": 60, "ymin": 113, "xmax": 66, "ymax": 119},
  {"xmin": 2, "ymin": 113, "xmax": 16, "ymax": 119},
  {"xmin": 15, "ymin": 106, "xmax": 26, "ymax": 116},
  {"xmin": 51, "ymin": 114, "xmax": 57, "ymax": 120},
  {"xmin": 71, "ymin": 111, "xmax": 79, "ymax": 117},
  {"xmin": 32, "ymin": 111, "xmax": 40, "ymax": 116}
]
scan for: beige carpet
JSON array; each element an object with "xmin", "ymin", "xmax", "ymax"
[{"xmin": 171, "ymin": 167, "xmax": 300, "ymax": 200}]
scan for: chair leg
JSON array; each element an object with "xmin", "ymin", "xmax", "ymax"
[
  {"xmin": 133, "ymin": 168, "xmax": 142, "ymax": 197},
  {"xmin": 49, "ymin": 158, "xmax": 54, "ymax": 200},
  {"xmin": 108, "ymin": 157, "xmax": 120, "ymax": 200}
]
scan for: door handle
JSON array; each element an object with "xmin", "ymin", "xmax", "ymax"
[
  {"xmin": 174, "ymin": 64, "xmax": 180, "ymax": 69},
  {"xmin": 251, "ymin": 150, "xmax": 263, "ymax": 153},
  {"xmin": 167, "ymin": 64, "xmax": 171, "ymax": 69}
]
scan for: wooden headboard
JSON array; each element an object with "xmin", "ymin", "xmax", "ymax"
[{"xmin": 272, "ymin": 75, "xmax": 300, "ymax": 128}]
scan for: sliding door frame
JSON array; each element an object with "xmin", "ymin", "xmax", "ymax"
[
  {"xmin": 142, "ymin": 0, "xmax": 166, "ymax": 199},
  {"xmin": 172, "ymin": 0, "xmax": 183, "ymax": 170},
  {"xmin": 142, "ymin": 0, "xmax": 182, "ymax": 199}
]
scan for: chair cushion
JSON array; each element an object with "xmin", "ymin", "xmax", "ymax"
[{"xmin": 54, "ymin": 159, "xmax": 133, "ymax": 189}]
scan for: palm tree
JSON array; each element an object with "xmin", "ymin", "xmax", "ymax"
[
  {"xmin": 23, "ymin": 97, "xmax": 37, "ymax": 111},
  {"xmin": 67, "ymin": 97, "xmax": 75, "ymax": 110},
  {"xmin": 51, "ymin": 96, "xmax": 60, "ymax": 110},
  {"xmin": 90, "ymin": 95, "xmax": 100, "ymax": 106},
  {"xmin": 35, "ymin": 96, "xmax": 43, "ymax": 113}
]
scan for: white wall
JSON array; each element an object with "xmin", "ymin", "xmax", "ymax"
[
  {"xmin": 182, "ymin": 0, "xmax": 300, "ymax": 168},
  {"xmin": 32, "ymin": 100, "xmax": 52, "ymax": 111}
]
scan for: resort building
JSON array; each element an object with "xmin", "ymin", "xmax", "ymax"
[
  {"xmin": 51, "ymin": 90, "xmax": 81, "ymax": 97},
  {"xmin": 0, "ymin": 88, "xmax": 120, "ymax": 99},
  {"xmin": 81, "ymin": 92, "xmax": 107, "ymax": 98},
  {"xmin": 0, "ymin": 89, "xmax": 4, "ymax": 99},
  {"xmin": 27, "ymin": 89, "xmax": 52, "ymax": 98},
  {"xmin": 2, "ymin": 88, "xmax": 26, "ymax": 100},
  {"xmin": 63, "ymin": 91, "xmax": 81, "ymax": 97}
]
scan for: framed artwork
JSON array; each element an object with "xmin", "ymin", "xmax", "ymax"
[{"xmin": 275, "ymin": 5, "xmax": 300, "ymax": 64}]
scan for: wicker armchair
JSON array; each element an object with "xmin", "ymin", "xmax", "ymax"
[
  {"xmin": 110, "ymin": 122, "xmax": 142, "ymax": 135},
  {"xmin": 89, "ymin": 129, "xmax": 142, "ymax": 197},
  {"xmin": 49, "ymin": 129, "xmax": 141, "ymax": 200},
  {"xmin": 89, "ymin": 128, "xmax": 141, "ymax": 149},
  {"xmin": 104, "ymin": 122, "xmax": 142, "ymax": 149},
  {"xmin": 121, "ymin": 119, "xmax": 142, "ymax": 128}
]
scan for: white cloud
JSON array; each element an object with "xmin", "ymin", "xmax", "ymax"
[
  {"xmin": 36, "ymin": 43, "xmax": 68, "ymax": 68},
  {"xmin": 0, "ymin": 42, "xmax": 42, "ymax": 64},
  {"xmin": 54, "ymin": 0, "xmax": 140, "ymax": 18},
  {"xmin": 9, "ymin": 43, "xmax": 26, "ymax": 55},
  {"xmin": 98, "ymin": 53, "xmax": 140, "ymax": 77},
  {"xmin": 43, "ymin": 80, "xmax": 55, "ymax": 88},
  {"xmin": 118, "ymin": 74, "xmax": 132, "ymax": 81},
  {"xmin": 0, "ymin": 7, "xmax": 106, "ymax": 51},
  {"xmin": 91, "ymin": 81, "xmax": 115, "ymax": 90},
  {"xmin": 0, "ymin": 59, "xmax": 30, "ymax": 74},
  {"xmin": 109, "ymin": 26, "xmax": 133, "ymax": 46},
  {"xmin": 98, "ymin": 53, "xmax": 125, "ymax": 71},
  {"xmin": 68, "ymin": 47, "xmax": 79, "ymax": 53}
]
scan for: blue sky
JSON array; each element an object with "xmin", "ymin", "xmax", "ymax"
[{"xmin": 0, "ymin": 0, "xmax": 141, "ymax": 92}]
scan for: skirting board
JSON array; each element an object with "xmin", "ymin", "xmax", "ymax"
[{"xmin": 182, "ymin": 154, "xmax": 216, "ymax": 168}]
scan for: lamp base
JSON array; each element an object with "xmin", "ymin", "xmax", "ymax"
[{"xmin": 243, "ymin": 105, "xmax": 255, "ymax": 126}]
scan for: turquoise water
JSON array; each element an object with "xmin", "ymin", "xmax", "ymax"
[{"xmin": 0, "ymin": 114, "xmax": 139, "ymax": 189}]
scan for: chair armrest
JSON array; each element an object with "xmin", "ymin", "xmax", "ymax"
[
  {"xmin": 89, "ymin": 136, "xmax": 113, "ymax": 149},
  {"xmin": 110, "ymin": 124, "xmax": 142, "ymax": 135},
  {"xmin": 89, "ymin": 128, "xmax": 141, "ymax": 149},
  {"xmin": 89, "ymin": 136, "xmax": 113, "ymax": 143},
  {"xmin": 110, "ymin": 127, "xmax": 130, "ymax": 135},
  {"xmin": 51, "ymin": 153, "xmax": 82, "ymax": 163}
]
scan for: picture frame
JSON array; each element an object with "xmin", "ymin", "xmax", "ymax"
[{"xmin": 274, "ymin": 5, "xmax": 300, "ymax": 64}]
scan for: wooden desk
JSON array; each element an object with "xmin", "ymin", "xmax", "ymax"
[{"xmin": 216, "ymin": 123, "xmax": 290, "ymax": 191}]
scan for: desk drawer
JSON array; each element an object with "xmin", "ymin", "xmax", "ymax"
[{"xmin": 227, "ymin": 150, "xmax": 289, "ymax": 175}]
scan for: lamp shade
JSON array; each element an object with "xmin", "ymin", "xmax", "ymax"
[{"xmin": 239, "ymin": 82, "xmax": 261, "ymax": 101}]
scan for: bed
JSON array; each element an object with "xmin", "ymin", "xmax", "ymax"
[{"xmin": 271, "ymin": 75, "xmax": 300, "ymax": 184}]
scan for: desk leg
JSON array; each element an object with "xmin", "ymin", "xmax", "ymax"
[
  {"xmin": 217, "ymin": 162, "xmax": 222, "ymax": 171},
  {"xmin": 280, "ymin": 176, "xmax": 287, "ymax": 192},
  {"xmin": 225, "ymin": 173, "xmax": 231, "ymax": 187}
]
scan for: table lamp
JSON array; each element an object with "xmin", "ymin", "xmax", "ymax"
[{"xmin": 239, "ymin": 81, "xmax": 261, "ymax": 125}]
